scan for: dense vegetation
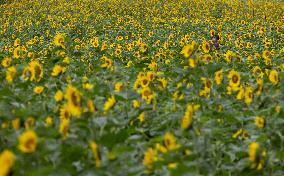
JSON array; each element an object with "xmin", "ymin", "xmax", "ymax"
[{"xmin": 0, "ymin": 0, "xmax": 283, "ymax": 175}]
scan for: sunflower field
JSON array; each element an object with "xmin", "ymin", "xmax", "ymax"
[{"xmin": 0, "ymin": 0, "xmax": 283, "ymax": 175}]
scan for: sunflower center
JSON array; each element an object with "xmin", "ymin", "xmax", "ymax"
[
  {"xmin": 232, "ymin": 75, "xmax": 238, "ymax": 83},
  {"xmin": 25, "ymin": 138, "xmax": 35, "ymax": 149},
  {"xmin": 71, "ymin": 92, "xmax": 80, "ymax": 106}
]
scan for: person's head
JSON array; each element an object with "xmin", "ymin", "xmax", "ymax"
[{"xmin": 212, "ymin": 34, "xmax": 219, "ymax": 41}]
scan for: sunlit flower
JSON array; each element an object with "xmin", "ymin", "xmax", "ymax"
[
  {"xmin": 54, "ymin": 90, "xmax": 64, "ymax": 102},
  {"xmin": 6, "ymin": 66, "xmax": 16, "ymax": 83},
  {"xmin": 12, "ymin": 118, "xmax": 20, "ymax": 130},
  {"xmin": 228, "ymin": 70, "xmax": 241, "ymax": 90},
  {"xmin": 1, "ymin": 57, "xmax": 12, "ymax": 68},
  {"xmin": 181, "ymin": 41, "xmax": 195, "ymax": 58},
  {"xmin": 103, "ymin": 95, "xmax": 116, "ymax": 112},
  {"xmin": 45, "ymin": 116, "xmax": 53, "ymax": 127},
  {"xmin": 0, "ymin": 150, "xmax": 16, "ymax": 176},
  {"xmin": 25, "ymin": 117, "xmax": 35, "ymax": 129},
  {"xmin": 255, "ymin": 116, "xmax": 265, "ymax": 128},
  {"xmin": 18, "ymin": 130, "xmax": 38, "ymax": 153},
  {"xmin": 13, "ymin": 47, "xmax": 21, "ymax": 59},
  {"xmin": 53, "ymin": 32, "xmax": 65, "ymax": 48},
  {"xmin": 87, "ymin": 99, "xmax": 96, "ymax": 112},
  {"xmin": 65, "ymin": 85, "xmax": 82, "ymax": 117},
  {"xmin": 29, "ymin": 61, "xmax": 43, "ymax": 82},
  {"xmin": 269, "ymin": 70, "xmax": 279, "ymax": 85},
  {"xmin": 138, "ymin": 112, "xmax": 145, "ymax": 123},
  {"xmin": 59, "ymin": 118, "xmax": 69, "ymax": 139},
  {"xmin": 244, "ymin": 86, "xmax": 253, "ymax": 105},
  {"xmin": 132, "ymin": 100, "xmax": 140, "ymax": 108},
  {"xmin": 143, "ymin": 147, "xmax": 157, "ymax": 168},
  {"xmin": 214, "ymin": 69, "xmax": 223, "ymax": 85},
  {"xmin": 100, "ymin": 56, "xmax": 113, "ymax": 69},
  {"xmin": 181, "ymin": 104, "xmax": 193, "ymax": 129},
  {"xmin": 202, "ymin": 41, "xmax": 210, "ymax": 53},
  {"xmin": 51, "ymin": 65, "xmax": 65, "ymax": 77},
  {"xmin": 114, "ymin": 82, "xmax": 123, "ymax": 92},
  {"xmin": 34, "ymin": 86, "xmax": 44, "ymax": 94}
]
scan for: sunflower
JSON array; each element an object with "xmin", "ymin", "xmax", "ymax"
[
  {"xmin": 224, "ymin": 50, "xmax": 234, "ymax": 62},
  {"xmin": 90, "ymin": 37, "xmax": 99, "ymax": 48},
  {"xmin": 252, "ymin": 66, "xmax": 262, "ymax": 76},
  {"xmin": 139, "ymin": 43, "xmax": 148, "ymax": 53},
  {"xmin": 54, "ymin": 90, "xmax": 64, "ymax": 102},
  {"xmin": 188, "ymin": 58, "xmax": 196, "ymax": 68},
  {"xmin": 143, "ymin": 147, "xmax": 157, "ymax": 169},
  {"xmin": 13, "ymin": 47, "xmax": 21, "ymax": 59},
  {"xmin": 140, "ymin": 87, "xmax": 155, "ymax": 104},
  {"xmin": 146, "ymin": 71, "xmax": 155, "ymax": 81},
  {"xmin": 60, "ymin": 106, "xmax": 70, "ymax": 120},
  {"xmin": 181, "ymin": 104, "xmax": 193, "ymax": 129},
  {"xmin": 14, "ymin": 38, "xmax": 21, "ymax": 47},
  {"xmin": 59, "ymin": 118, "xmax": 69, "ymax": 139},
  {"xmin": 103, "ymin": 95, "xmax": 116, "ymax": 112},
  {"xmin": 138, "ymin": 112, "xmax": 145, "ymax": 123},
  {"xmin": 34, "ymin": 86, "xmax": 44, "ymax": 94},
  {"xmin": 228, "ymin": 70, "xmax": 241, "ymax": 90},
  {"xmin": 203, "ymin": 54, "xmax": 212, "ymax": 62},
  {"xmin": 87, "ymin": 99, "xmax": 96, "ymax": 112},
  {"xmin": 53, "ymin": 32, "xmax": 65, "ymax": 48},
  {"xmin": 0, "ymin": 150, "xmax": 16, "ymax": 176},
  {"xmin": 6, "ymin": 66, "xmax": 17, "ymax": 83},
  {"xmin": 248, "ymin": 142, "xmax": 266, "ymax": 170},
  {"xmin": 18, "ymin": 130, "xmax": 38, "ymax": 153},
  {"xmin": 101, "ymin": 41, "xmax": 108, "ymax": 51},
  {"xmin": 181, "ymin": 41, "xmax": 195, "ymax": 58},
  {"xmin": 51, "ymin": 65, "xmax": 65, "ymax": 77},
  {"xmin": 1, "ymin": 57, "xmax": 12, "ymax": 68},
  {"xmin": 140, "ymin": 76, "xmax": 150, "ymax": 88},
  {"xmin": 65, "ymin": 85, "xmax": 82, "ymax": 117},
  {"xmin": 210, "ymin": 29, "xmax": 215, "ymax": 37},
  {"xmin": 132, "ymin": 100, "xmax": 140, "ymax": 108},
  {"xmin": 157, "ymin": 77, "xmax": 168, "ymax": 90},
  {"xmin": 100, "ymin": 56, "xmax": 113, "ymax": 69},
  {"xmin": 214, "ymin": 69, "xmax": 223, "ymax": 85},
  {"xmin": 202, "ymin": 77, "xmax": 212, "ymax": 92},
  {"xmin": 25, "ymin": 117, "xmax": 35, "ymax": 129},
  {"xmin": 202, "ymin": 41, "xmax": 210, "ymax": 53},
  {"xmin": 236, "ymin": 86, "xmax": 245, "ymax": 100},
  {"xmin": 256, "ymin": 78, "xmax": 263, "ymax": 96},
  {"xmin": 114, "ymin": 82, "xmax": 123, "ymax": 92},
  {"xmin": 255, "ymin": 116, "xmax": 265, "ymax": 128},
  {"xmin": 115, "ymin": 48, "xmax": 122, "ymax": 56},
  {"xmin": 269, "ymin": 70, "xmax": 279, "ymax": 85},
  {"xmin": 164, "ymin": 132, "xmax": 180, "ymax": 151},
  {"xmin": 262, "ymin": 50, "xmax": 270, "ymax": 59},
  {"xmin": 45, "ymin": 116, "xmax": 53, "ymax": 127},
  {"xmin": 29, "ymin": 61, "xmax": 43, "ymax": 82},
  {"xmin": 244, "ymin": 86, "xmax": 253, "ymax": 105}
]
